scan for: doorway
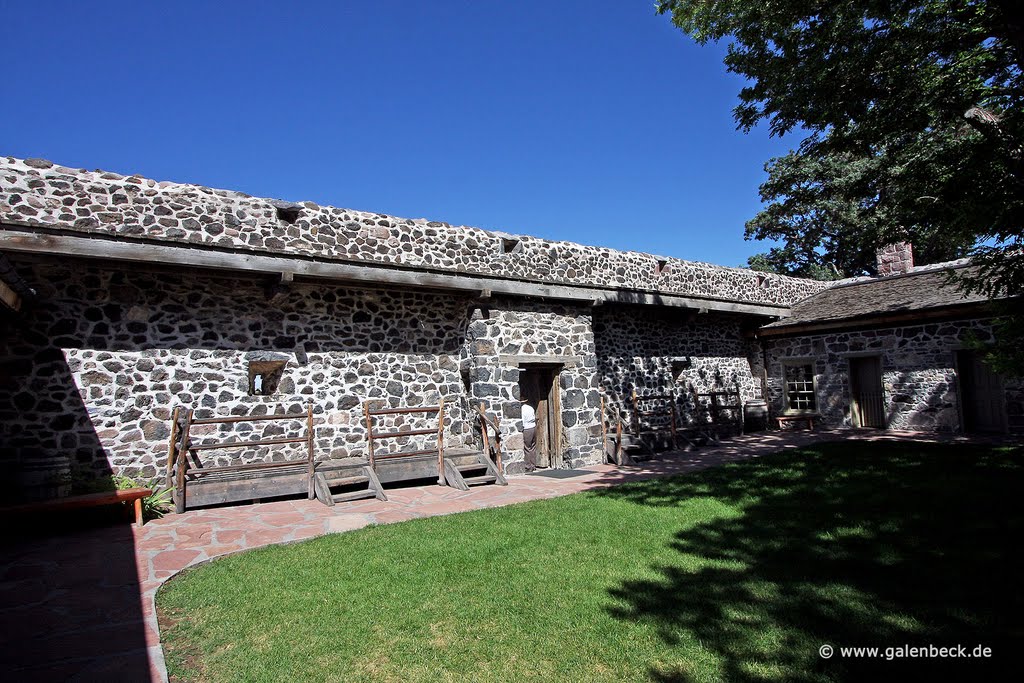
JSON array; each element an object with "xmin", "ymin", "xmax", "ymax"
[
  {"xmin": 519, "ymin": 366, "xmax": 562, "ymax": 469},
  {"xmin": 956, "ymin": 350, "xmax": 1006, "ymax": 433},
  {"xmin": 849, "ymin": 356, "xmax": 886, "ymax": 428}
]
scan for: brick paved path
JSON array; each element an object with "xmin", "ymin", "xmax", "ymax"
[{"xmin": 0, "ymin": 429, "xmax": 1000, "ymax": 681}]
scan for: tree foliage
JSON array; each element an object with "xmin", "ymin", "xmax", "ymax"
[
  {"xmin": 660, "ymin": 0, "xmax": 1024, "ymax": 372},
  {"xmin": 658, "ymin": 0, "xmax": 1023, "ymax": 288}
]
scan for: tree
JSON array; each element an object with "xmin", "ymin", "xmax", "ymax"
[
  {"xmin": 745, "ymin": 147, "xmax": 972, "ymax": 278},
  {"xmin": 659, "ymin": 0, "xmax": 1023, "ymax": 370}
]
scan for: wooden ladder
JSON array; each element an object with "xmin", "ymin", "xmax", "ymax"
[
  {"xmin": 443, "ymin": 451, "xmax": 508, "ymax": 491},
  {"xmin": 313, "ymin": 466, "xmax": 387, "ymax": 507}
]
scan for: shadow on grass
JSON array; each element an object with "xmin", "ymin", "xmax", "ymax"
[{"xmin": 594, "ymin": 441, "xmax": 1024, "ymax": 682}]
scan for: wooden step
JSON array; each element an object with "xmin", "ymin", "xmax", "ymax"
[
  {"xmin": 464, "ymin": 474, "xmax": 497, "ymax": 485},
  {"xmin": 332, "ymin": 489, "xmax": 378, "ymax": 503},
  {"xmin": 324, "ymin": 474, "xmax": 370, "ymax": 487},
  {"xmin": 455, "ymin": 463, "xmax": 488, "ymax": 472}
]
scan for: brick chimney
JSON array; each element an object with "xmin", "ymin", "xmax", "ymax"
[{"xmin": 876, "ymin": 242, "xmax": 914, "ymax": 276}]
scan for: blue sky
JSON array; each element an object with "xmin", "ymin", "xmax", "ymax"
[{"xmin": 1, "ymin": 1, "xmax": 797, "ymax": 267}]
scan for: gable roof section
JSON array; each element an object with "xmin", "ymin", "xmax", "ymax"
[{"xmin": 759, "ymin": 264, "xmax": 996, "ymax": 336}]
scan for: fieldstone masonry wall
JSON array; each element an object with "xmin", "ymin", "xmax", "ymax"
[
  {"xmin": 595, "ymin": 308, "xmax": 763, "ymax": 433},
  {"xmin": 0, "ymin": 156, "xmax": 829, "ymax": 307},
  {"xmin": 2, "ymin": 156, "xmax": 1020, "ymax": 503},
  {"xmin": 764, "ymin": 320, "xmax": 1024, "ymax": 431},
  {"xmin": 0, "ymin": 257, "xmax": 487, "ymax": 499},
  {"xmin": 463, "ymin": 299, "xmax": 603, "ymax": 472}
]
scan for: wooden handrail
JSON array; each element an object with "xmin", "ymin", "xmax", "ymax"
[
  {"xmin": 362, "ymin": 399, "xmax": 447, "ymax": 484},
  {"xmin": 190, "ymin": 413, "xmax": 310, "ymax": 425},
  {"xmin": 370, "ymin": 428, "xmax": 437, "ymax": 439},
  {"xmin": 187, "ymin": 436, "xmax": 307, "ymax": 451},
  {"xmin": 476, "ymin": 402, "xmax": 503, "ymax": 474},
  {"xmin": 186, "ymin": 460, "xmax": 309, "ymax": 475},
  {"xmin": 374, "ymin": 449, "xmax": 436, "ymax": 460},
  {"xmin": 367, "ymin": 405, "xmax": 442, "ymax": 416}
]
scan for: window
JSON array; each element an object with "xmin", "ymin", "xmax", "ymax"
[
  {"xmin": 248, "ymin": 359, "xmax": 287, "ymax": 396},
  {"xmin": 783, "ymin": 361, "xmax": 817, "ymax": 412},
  {"xmin": 670, "ymin": 356, "xmax": 692, "ymax": 380},
  {"xmin": 501, "ymin": 238, "xmax": 523, "ymax": 254}
]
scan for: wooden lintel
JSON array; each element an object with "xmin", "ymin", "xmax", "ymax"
[
  {"xmin": 0, "ymin": 226, "xmax": 794, "ymax": 318},
  {"xmin": 0, "ymin": 280, "xmax": 21, "ymax": 312}
]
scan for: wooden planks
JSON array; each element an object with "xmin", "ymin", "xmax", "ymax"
[
  {"xmin": 476, "ymin": 402, "xmax": 503, "ymax": 474},
  {"xmin": 362, "ymin": 399, "xmax": 448, "ymax": 486},
  {"xmin": 632, "ymin": 388, "xmax": 678, "ymax": 451},
  {"xmin": 170, "ymin": 404, "xmax": 316, "ymax": 512}
]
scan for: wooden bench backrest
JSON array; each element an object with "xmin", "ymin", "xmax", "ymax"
[
  {"xmin": 363, "ymin": 399, "xmax": 446, "ymax": 482},
  {"xmin": 169, "ymin": 405, "xmax": 315, "ymax": 513}
]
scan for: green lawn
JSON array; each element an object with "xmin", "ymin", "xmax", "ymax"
[{"xmin": 157, "ymin": 441, "xmax": 1023, "ymax": 682}]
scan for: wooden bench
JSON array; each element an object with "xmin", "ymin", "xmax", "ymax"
[
  {"xmin": 1, "ymin": 487, "xmax": 153, "ymax": 527},
  {"xmin": 775, "ymin": 414, "xmax": 818, "ymax": 430}
]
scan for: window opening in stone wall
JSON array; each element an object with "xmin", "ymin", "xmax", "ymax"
[
  {"xmin": 501, "ymin": 238, "xmax": 523, "ymax": 254},
  {"xmin": 248, "ymin": 360, "xmax": 287, "ymax": 396},
  {"xmin": 273, "ymin": 201, "xmax": 302, "ymax": 224},
  {"xmin": 783, "ymin": 362, "xmax": 817, "ymax": 412},
  {"xmin": 671, "ymin": 356, "xmax": 692, "ymax": 380},
  {"xmin": 655, "ymin": 259, "xmax": 670, "ymax": 276}
]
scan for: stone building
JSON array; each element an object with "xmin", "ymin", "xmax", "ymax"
[
  {"xmin": 760, "ymin": 246, "xmax": 1022, "ymax": 433},
  {"xmin": 0, "ymin": 157, "xmax": 1019, "ymax": 502}
]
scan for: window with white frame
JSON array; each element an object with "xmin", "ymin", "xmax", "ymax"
[{"xmin": 783, "ymin": 361, "xmax": 817, "ymax": 412}]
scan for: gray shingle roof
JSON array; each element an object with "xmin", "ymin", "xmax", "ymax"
[{"xmin": 762, "ymin": 265, "xmax": 992, "ymax": 332}]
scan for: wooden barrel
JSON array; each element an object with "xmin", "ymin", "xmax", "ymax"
[{"xmin": 743, "ymin": 401, "xmax": 769, "ymax": 432}]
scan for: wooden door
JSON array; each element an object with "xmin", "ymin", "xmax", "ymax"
[
  {"xmin": 519, "ymin": 367, "xmax": 561, "ymax": 469},
  {"xmin": 545, "ymin": 369, "xmax": 562, "ymax": 469},
  {"xmin": 957, "ymin": 350, "xmax": 1006, "ymax": 433},
  {"xmin": 849, "ymin": 356, "xmax": 885, "ymax": 428},
  {"xmin": 533, "ymin": 372, "xmax": 550, "ymax": 468}
]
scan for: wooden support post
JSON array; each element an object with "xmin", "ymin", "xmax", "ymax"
[
  {"xmin": 493, "ymin": 412, "xmax": 503, "ymax": 475},
  {"xmin": 600, "ymin": 395, "xmax": 608, "ymax": 462},
  {"xmin": 363, "ymin": 401, "xmax": 375, "ymax": 471},
  {"xmin": 670, "ymin": 399, "xmax": 678, "ymax": 451},
  {"xmin": 165, "ymin": 407, "xmax": 181, "ymax": 490},
  {"xmin": 437, "ymin": 396, "xmax": 446, "ymax": 486},
  {"xmin": 631, "ymin": 388, "xmax": 639, "ymax": 434},
  {"xmin": 175, "ymin": 409, "xmax": 194, "ymax": 514},
  {"xmin": 615, "ymin": 415, "xmax": 623, "ymax": 464},
  {"xmin": 479, "ymin": 401, "xmax": 490, "ymax": 460},
  {"xmin": 306, "ymin": 403, "xmax": 315, "ymax": 500}
]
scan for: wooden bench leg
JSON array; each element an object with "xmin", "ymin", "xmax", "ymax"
[{"xmin": 135, "ymin": 497, "xmax": 144, "ymax": 527}]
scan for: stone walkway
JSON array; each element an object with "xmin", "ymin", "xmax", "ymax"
[{"xmin": 0, "ymin": 429, "xmax": 1005, "ymax": 681}]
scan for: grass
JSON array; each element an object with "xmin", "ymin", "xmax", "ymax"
[{"xmin": 157, "ymin": 441, "xmax": 1024, "ymax": 682}]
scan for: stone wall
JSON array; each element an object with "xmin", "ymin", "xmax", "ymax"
[
  {"xmin": 0, "ymin": 156, "xmax": 830, "ymax": 308},
  {"xmin": 0, "ymin": 256, "xmax": 487, "ymax": 500},
  {"xmin": 594, "ymin": 307, "xmax": 763, "ymax": 434},
  {"xmin": 463, "ymin": 299, "xmax": 603, "ymax": 472},
  {"xmin": 763, "ymin": 320, "xmax": 1024, "ymax": 432}
]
